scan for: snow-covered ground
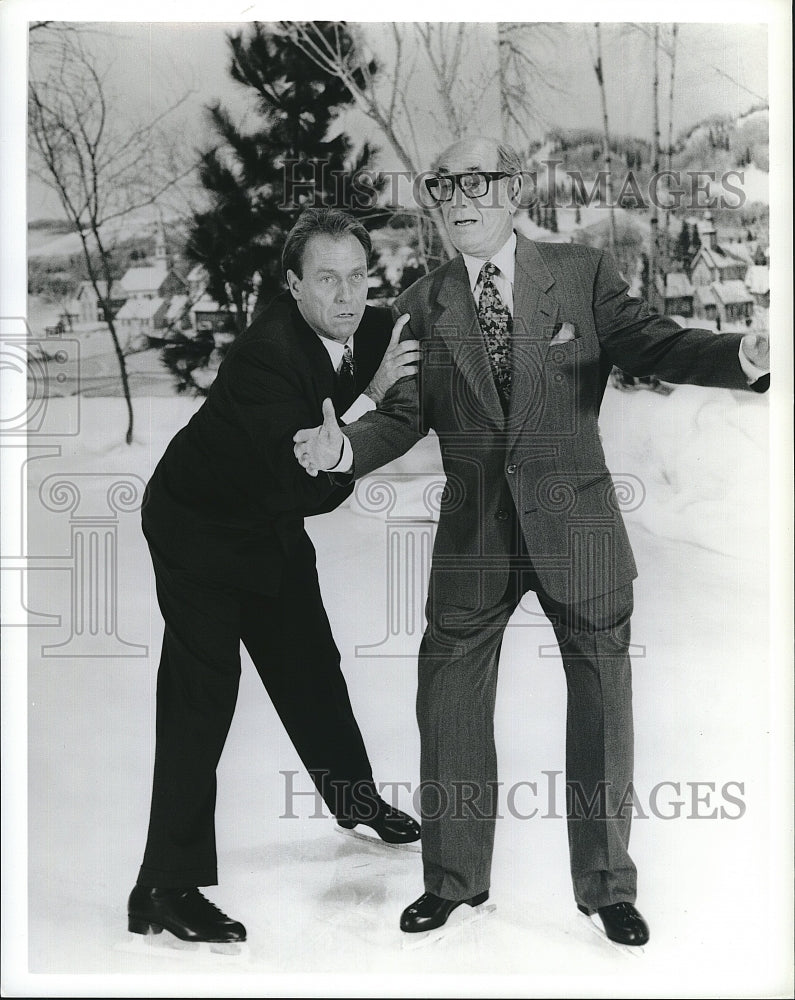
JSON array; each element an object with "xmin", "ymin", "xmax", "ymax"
[{"xmin": 5, "ymin": 381, "xmax": 793, "ymax": 998}]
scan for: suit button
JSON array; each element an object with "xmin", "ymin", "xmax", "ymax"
[
  {"xmin": 495, "ymin": 509, "xmax": 509, "ymax": 521},
  {"xmin": 506, "ymin": 464, "xmax": 517, "ymax": 475}
]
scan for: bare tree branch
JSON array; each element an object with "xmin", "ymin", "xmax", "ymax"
[{"xmin": 28, "ymin": 23, "xmax": 197, "ymax": 444}]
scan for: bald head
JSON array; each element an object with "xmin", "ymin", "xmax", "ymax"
[
  {"xmin": 430, "ymin": 135, "xmax": 523, "ymax": 259},
  {"xmin": 434, "ymin": 136, "xmax": 522, "ymax": 177}
]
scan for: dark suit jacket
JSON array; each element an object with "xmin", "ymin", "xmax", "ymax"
[
  {"xmin": 142, "ymin": 292, "xmax": 392, "ymax": 595},
  {"xmin": 345, "ymin": 234, "xmax": 766, "ymax": 607}
]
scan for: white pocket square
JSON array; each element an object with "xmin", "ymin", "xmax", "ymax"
[{"xmin": 549, "ymin": 322, "xmax": 578, "ymax": 344}]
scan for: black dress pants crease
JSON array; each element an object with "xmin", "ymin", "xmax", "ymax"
[{"xmin": 137, "ymin": 530, "xmax": 374, "ymax": 889}]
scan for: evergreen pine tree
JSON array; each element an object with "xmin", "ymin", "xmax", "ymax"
[
  {"xmin": 173, "ymin": 22, "xmax": 384, "ymax": 393},
  {"xmin": 675, "ymin": 220, "xmax": 691, "ymax": 266}
]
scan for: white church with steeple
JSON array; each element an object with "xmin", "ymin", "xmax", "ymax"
[{"xmin": 114, "ymin": 219, "xmax": 189, "ymax": 338}]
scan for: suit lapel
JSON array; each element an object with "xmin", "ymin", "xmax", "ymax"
[
  {"xmin": 434, "ymin": 256, "xmax": 504, "ymax": 425},
  {"xmin": 291, "ymin": 301, "xmax": 337, "ymax": 405},
  {"xmin": 507, "ymin": 234, "xmax": 559, "ymax": 452}
]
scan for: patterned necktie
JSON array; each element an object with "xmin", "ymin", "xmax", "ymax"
[
  {"xmin": 476, "ymin": 261, "xmax": 512, "ymax": 406},
  {"xmin": 335, "ymin": 342, "xmax": 356, "ymax": 412}
]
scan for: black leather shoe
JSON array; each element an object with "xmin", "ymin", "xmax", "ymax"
[
  {"xmin": 337, "ymin": 798, "xmax": 420, "ymax": 845},
  {"xmin": 578, "ymin": 901, "xmax": 649, "ymax": 946},
  {"xmin": 400, "ymin": 890, "xmax": 489, "ymax": 932},
  {"xmin": 128, "ymin": 886, "xmax": 246, "ymax": 942}
]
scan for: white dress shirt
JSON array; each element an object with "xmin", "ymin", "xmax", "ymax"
[
  {"xmin": 462, "ymin": 231, "xmax": 516, "ymax": 315},
  {"xmin": 315, "ymin": 331, "xmax": 377, "ymax": 425}
]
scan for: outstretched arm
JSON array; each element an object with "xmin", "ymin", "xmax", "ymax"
[{"xmin": 593, "ymin": 249, "xmax": 769, "ymax": 391}]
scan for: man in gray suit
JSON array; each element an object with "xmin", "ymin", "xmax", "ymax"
[{"xmin": 294, "ymin": 137, "xmax": 770, "ymax": 946}]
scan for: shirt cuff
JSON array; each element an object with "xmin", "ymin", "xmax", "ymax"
[
  {"xmin": 327, "ymin": 433, "xmax": 354, "ymax": 474},
  {"xmin": 738, "ymin": 341, "xmax": 769, "ymax": 383},
  {"xmin": 341, "ymin": 393, "xmax": 377, "ymax": 424}
]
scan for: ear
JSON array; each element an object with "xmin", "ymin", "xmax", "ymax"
[
  {"xmin": 286, "ymin": 269, "xmax": 301, "ymax": 301},
  {"xmin": 508, "ymin": 174, "xmax": 523, "ymax": 212}
]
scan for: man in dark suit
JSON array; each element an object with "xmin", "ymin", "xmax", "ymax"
[
  {"xmin": 294, "ymin": 138, "xmax": 770, "ymax": 946},
  {"xmin": 128, "ymin": 208, "xmax": 422, "ymax": 946}
]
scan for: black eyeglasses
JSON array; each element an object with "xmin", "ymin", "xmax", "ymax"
[{"xmin": 424, "ymin": 171, "xmax": 511, "ymax": 204}]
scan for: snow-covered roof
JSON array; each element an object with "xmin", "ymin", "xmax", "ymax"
[
  {"xmin": 744, "ymin": 265, "xmax": 769, "ymax": 295},
  {"xmin": 76, "ymin": 279, "xmax": 126, "ymax": 300},
  {"xmin": 116, "ymin": 296, "xmax": 165, "ymax": 320},
  {"xmin": 711, "ymin": 280, "xmax": 754, "ymax": 305},
  {"xmin": 165, "ymin": 294, "xmax": 189, "ymax": 321},
  {"xmin": 191, "ymin": 295, "xmax": 231, "ymax": 314},
  {"xmin": 656, "ymin": 272, "xmax": 693, "ymax": 297},
  {"xmin": 186, "ymin": 264, "xmax": 207, "ymax": 284},
  {"xmin": 695, "ymin": 246, "xmax": 747, "ymax": 273},
  {"xmin": 719, "ymin": 241, "xmax": 753, "ymax": 266},
  {"xmin": 695, "ymin": 285, "xmax": 717, "ymax": 306},
  {"xmin": 120, "ymin": 262, "xmax": 169, "ymax": 294}
]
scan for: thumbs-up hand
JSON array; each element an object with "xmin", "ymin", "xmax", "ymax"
[
  {"xmin": 293, "ymin": 398, "xmax": 344, "ymax": 476},
  {"xmin": 365, "ymin": 313, "xmax": 419, "ymax": 404}
]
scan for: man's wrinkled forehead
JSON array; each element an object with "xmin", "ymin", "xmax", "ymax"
[{"xmin": 434, "ymin": 138, "xmax": 499, "ymax": 174}]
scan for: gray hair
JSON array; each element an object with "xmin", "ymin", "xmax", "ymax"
[
  {"xmin": 431, "ymin": 137, "xmax": 523, "ymax": 176},
  {"xmin": 282, "ymin": 207, "xmax": 371, "ymax": 281},
  {"xmin": 496, "ymin": 142, "xmax": 522, "ymax": 175}
]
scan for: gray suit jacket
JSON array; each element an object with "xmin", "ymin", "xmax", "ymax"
[{"xmin": 344, "ymin": 233, "xmax": 761, "ymax": 607}]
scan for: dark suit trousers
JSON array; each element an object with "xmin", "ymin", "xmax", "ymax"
[
  {"xmin": 417, "ymin": 535, "xmax": 636, "ymax": 911},
  {"xmin": 137, "ymin": 531, "xmax": 374, "ymax": 888}
]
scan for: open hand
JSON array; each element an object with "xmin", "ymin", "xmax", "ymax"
[
  {"xmin": 365, "ymin": 313, "xmax": 419, "ymax": 404},
  {"xmin": 293, "ymin": 398, "xmax": 343, "ymax": 477}
]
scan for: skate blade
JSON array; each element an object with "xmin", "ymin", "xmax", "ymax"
[
  {"xmin": 579, "ymin": 912, "xmax": 646, "ymax": 958},
  {"xmin": 335, "ymin": 824, "xmax": 422, "ymax": 853},
  {"xmin": 115, "ymin": 929, "xmax": 251, "ymax": 965},
  {"xmin": 400, "ymin": 902, "xmax": 497, "ymax": 950}
]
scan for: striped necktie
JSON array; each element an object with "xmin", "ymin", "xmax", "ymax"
[{"xmin": 335, "ymin": 341, "xmax": 356, "ymax": 412}]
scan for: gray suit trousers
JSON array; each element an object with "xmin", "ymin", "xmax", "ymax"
[{"xmin": 417, "ymin": 556, "xmax": 636, "ymax": 912}]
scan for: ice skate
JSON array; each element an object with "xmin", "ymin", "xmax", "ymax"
[
  {"xmin": 124, "ymin": 885, "xmax": 249, "ymax": 963},
  {"xmin": 399, "ymin": 891, "xmax": 496, "ymax": 950},
  {"xmin": 336, "ymin": 798, "xmax": 421, "ymax": 852},
  {"xmin": 577, "ymin": 901, "xmax": 648, "ymax": 957}
]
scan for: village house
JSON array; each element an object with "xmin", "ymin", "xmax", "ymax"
[
  {"xmin": 745, "ymin": 264, "xmax": 770, "ymax": 309},
  {"xmin": 185, "ymin": 263, "xmax": 208, "ymax": 303},
  {"xmin": 693, "ymin": 285, "xmax": 718, "ymax": 323},
  {"xmin": 73, "ymin": 279, "xmax": 127, "ymax": 324},
  {"xmin": 689, "ymin": 214, "xmax": 753, "ymax": 286},
  {"xmin": 653, "ymin": 272, "xmax": 694, "ymax": 318},
  {"xmin": 118, "ymin": 223, "xmax": 187, "ymax": 305},
  {"xmin": 190, "ymin": 294, "xmax": 237, "ymax": 336},
  {"xmin": 114, "ymin": 222, "xmax": 189, "ymax": 343},
  {"xmin": 162, "ymin": 295, "xmax": 192, "ymax": 334},
  {"xmin": 712, "ymin": 280, "xmax": 754, "ymax": 327}
]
